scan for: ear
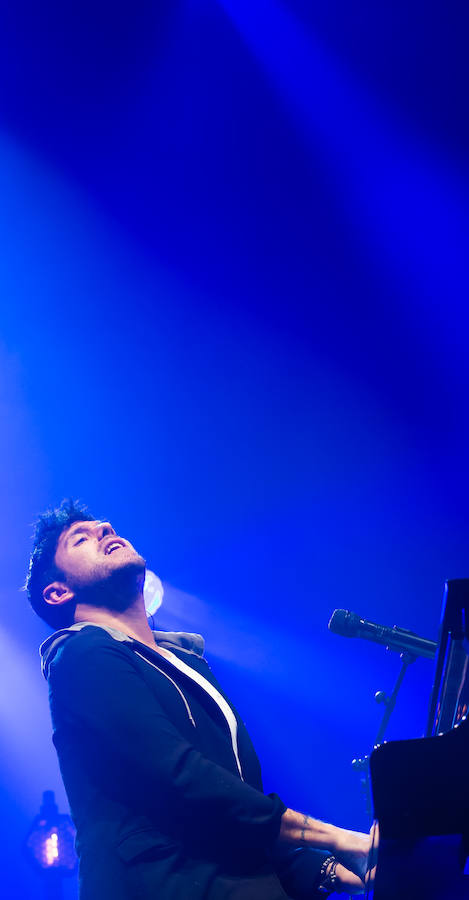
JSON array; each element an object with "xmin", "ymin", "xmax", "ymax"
[{"xmin": 43, "ymin": 581, "xmax": 75, "ymax": 608}]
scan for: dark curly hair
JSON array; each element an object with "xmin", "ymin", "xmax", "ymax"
[{"xmin": 26, "ymin": 499, "xmax": 96, "ymax": 630}]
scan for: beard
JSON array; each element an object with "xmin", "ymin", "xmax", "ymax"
[{"xmin": 73, "ymin": 554, "xmax": 147, "ymax": 614}]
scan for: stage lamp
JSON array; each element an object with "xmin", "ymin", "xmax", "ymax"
[
  {"xmin": 144, "ymin": 569, "xmax": 164, "ymax": 617},
  {"xmin": 25, "ymin": 790, "xmax": 77, "ymax": 878}
]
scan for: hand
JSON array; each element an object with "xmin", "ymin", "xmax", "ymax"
[
  {"xmin": 332, "ymin": 827, "xmax": 372, "ymax": 879},
  {"xmin": 335, "ymin": 863, "xmax": 376, "ymax": 895}
]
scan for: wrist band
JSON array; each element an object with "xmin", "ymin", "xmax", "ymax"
[{"xmin": 318, "ymin": 855, "xmax": 338, "ymax": 892}]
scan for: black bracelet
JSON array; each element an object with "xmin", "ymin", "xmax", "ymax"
[{"xmin": 318, "ymin": 856, "xmax": 338, "ymax": 893}]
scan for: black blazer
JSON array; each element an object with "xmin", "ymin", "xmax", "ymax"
[{"xmin": 41, "ymin": 624, "xmax": 329, "ymax": 898}]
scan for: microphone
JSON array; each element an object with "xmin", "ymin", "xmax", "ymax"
[{"xmin": 328, "ymin": 609, "xmax": 437, "ymax": 659}]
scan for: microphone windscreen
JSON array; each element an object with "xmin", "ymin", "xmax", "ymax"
[{"xmin": 328, "ymin": 608, "xmax": 359, "ymax": 637}]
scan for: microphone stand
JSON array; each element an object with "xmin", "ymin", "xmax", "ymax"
[{"xmin": 352, "ymin": 650, "xmax": 417, "ymax": 822}]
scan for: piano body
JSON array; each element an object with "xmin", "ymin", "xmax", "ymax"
[{"xmin": 370, "ymin": 579, "xmax": 469, "ymax": 899}]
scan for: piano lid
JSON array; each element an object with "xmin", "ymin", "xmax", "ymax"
[
  {"xmin": 426, "ymin": 578, "xmax": 469, "ymax": 737},
  {"xmin": 370, "ymin": 578, "xmax": 469, "ymax": 899}
]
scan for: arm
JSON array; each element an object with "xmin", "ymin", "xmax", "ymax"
[
  {"xmin": 278, "ymin": 809, "xmax": 371, "ymax": 877},
  {"xmin": 276, "ymin": 811, "xmax": 376, "ymax": 896}
]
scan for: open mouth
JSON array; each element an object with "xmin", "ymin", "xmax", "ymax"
[{"xmin": 105, "ymin": 540, "xmax": 125, "ymax": 555}]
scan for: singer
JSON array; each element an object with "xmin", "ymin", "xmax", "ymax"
[{"xmin": 26, "ymin": 500, "xmax": 373, "ymax": 899}]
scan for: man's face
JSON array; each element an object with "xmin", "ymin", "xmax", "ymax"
[{"xmin": 54, "ymin": 520, "xmax": 145, "ymax": 593}]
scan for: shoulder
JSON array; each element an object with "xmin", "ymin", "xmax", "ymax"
[{"xmin": 48, "ymin": 625, "xmax": 136, "ymax": 679}]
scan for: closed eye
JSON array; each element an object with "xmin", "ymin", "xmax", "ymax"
[{"xmin": 74, "ymin": 536, "xmax": 87, "ymax": 546}]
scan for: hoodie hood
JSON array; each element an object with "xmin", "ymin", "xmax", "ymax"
[{"xmin": 39, "ymin": 622, "xmax": 205, "ymax": 680}]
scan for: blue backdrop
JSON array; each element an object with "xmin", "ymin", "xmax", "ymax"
[{"xmin": 0, "ymin": 1, "xmax": 468, "ymax": 895}]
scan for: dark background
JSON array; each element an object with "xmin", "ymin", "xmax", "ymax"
[{"xmin": 0, "ymin": 1, "xmax": 468, "ymax": 895}]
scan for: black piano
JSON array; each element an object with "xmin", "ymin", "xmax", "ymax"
[{"xmin": 370, "ymin": 579, "xmax": 469, "ymax": 899}]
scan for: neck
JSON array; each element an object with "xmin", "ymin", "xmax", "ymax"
[{"xmin": 74, "ymin": 593, "xmax": 156, "ymax": 650}]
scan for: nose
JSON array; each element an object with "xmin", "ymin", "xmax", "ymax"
[{"xmin": 95, "ymin": 522, "xmax": 115, "ymax": 541}]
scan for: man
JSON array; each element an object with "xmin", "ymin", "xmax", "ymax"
[{"xmin": 27, "ymin": 499, "xmax": 374, "ymax": 898}]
